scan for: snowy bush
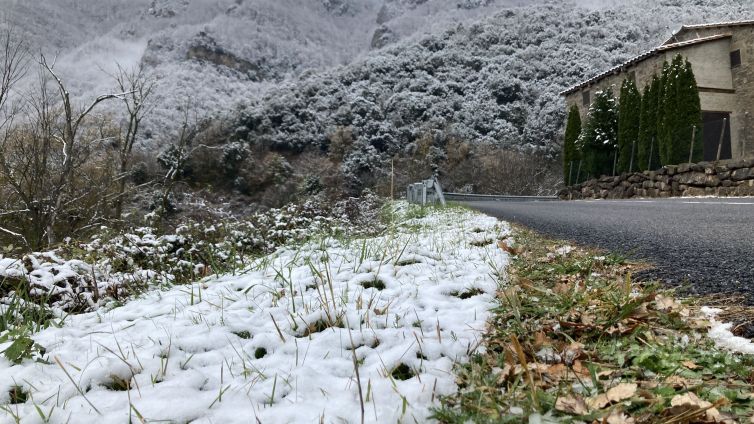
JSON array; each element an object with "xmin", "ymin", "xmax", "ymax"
[{"xmin": 0, "ymin": 196, "xmax": 385, "ymax": 315}]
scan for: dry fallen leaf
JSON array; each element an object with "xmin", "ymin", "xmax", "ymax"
[
  {"xmin": 555, "ymin": 395, "xmax": 589, "ymax": 415},
  {"xmin": 587, "ymin": 393, "xmax": 610, "ymax": 410},
  {"xmin": 655, "ymin": 294, "xmax": 677, "ymax": 311},
  {"xmin": 587, "ymin": 383, "xmax": 637, "ymax": 410},
  {"xmin": 669, "ymin": 392, "xmax": 721, "ymax": 422},
  {"xmin": 563, "ymin": 342, "xmax": 584, "ymax": 365},
  {"xmin": 606, "ymin": 409, "xmax": 636, "ymax": 424},
  {"xmin": 607, "ymin": 383, "xmax": 638, "ymax": 403},
  {"xmin": 682, "ymin": 360, "xmax": 700, "ymax": 370},
  {"xmin": 665, "ymin": 375, "xmax": 691, "ymax": 389},
  {"xmin": 498, "ymin": 240, "xmax": 518, "ymax": 255}
]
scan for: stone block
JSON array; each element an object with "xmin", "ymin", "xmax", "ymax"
[
  {"xmin": 731, "ymin": 167, "xmax": 752, "ymax": 181},
  {"xmin": 729, "ymin": 160, "xmax": 746, "ymax": 170},
  {"xmin": 675, "ymin": 172, "xmax": 707, "ymax": 186},
  {"xmin": 719, "ymin": 187, "xmax": 734, "ymax": 196},
  {"xmin": 685, "ymin": 187, "xmax": 706, "ymax": 196},
  {"xmin": 705, "ymin": 175, "xmax": 721, "ymax": 187}
]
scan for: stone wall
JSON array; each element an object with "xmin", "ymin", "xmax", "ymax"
[{"xmin": 559, "ymin": 159, "xmax": 754, "ymax": 200}]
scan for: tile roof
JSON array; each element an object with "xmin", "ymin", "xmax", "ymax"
[{"xmin": 560, "ymin": 34, "xmax": 731, "ymax": 96}]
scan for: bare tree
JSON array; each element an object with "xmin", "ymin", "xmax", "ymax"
[
  {"xmin": 0, "ymin": 47, "xmax": 133, "ymax": 249},
  {"xmin": 38, "ymin": 54, "xmax": 130, "ymax": 244},
  {"xmin": 155, "ymin": 100, "xmax": 200, "ymax": 223},
  {"xmin": 111, "ymin": 63, "xmax": 155, "ymax": 219},
  {"xmin": 0, "ymin": 28, "xmax": 30, "ymax": 247},
  {"xmin": 0, "ymin": 27, "xmax": 28, "ymax": 120}
]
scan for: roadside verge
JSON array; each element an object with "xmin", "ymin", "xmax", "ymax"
[{"xmin": 437, "ymin": 224, "xmax": 754, "ymax": 423}]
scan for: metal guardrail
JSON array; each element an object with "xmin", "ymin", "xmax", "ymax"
[{"xmin": 444, "ymin": 193, "xmax": 559, "ymax": 202}]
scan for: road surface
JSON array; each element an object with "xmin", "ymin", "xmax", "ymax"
[{"xmin": 465, "ymin": 198, "xmax": 754, "ymax": 303}]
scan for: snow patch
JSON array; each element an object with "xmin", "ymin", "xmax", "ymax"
[
  {"xmin": 701, "ymin": 306, "xmax": 754, "ymax": 355},
  {"xmin": 0, "ymin": 205, "xmax": 509, "ymax": 423}
]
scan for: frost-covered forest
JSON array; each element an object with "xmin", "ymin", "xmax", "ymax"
[{"xmin": 0, "ymin": 0, "xmax": 751, "ymax": 207}]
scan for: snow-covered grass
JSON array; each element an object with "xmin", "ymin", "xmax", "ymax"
[{"xmin": 0, "ymin": 203, "xmax": 509, "ymax": 423}]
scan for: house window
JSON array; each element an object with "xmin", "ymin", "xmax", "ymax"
[
  {"xmin": 731, "ymin": 49, "xmax": 742, "ymax": 68},
  {"xmin": 582, "ymin": 90, "xmax": 590, "ymax": 107}
]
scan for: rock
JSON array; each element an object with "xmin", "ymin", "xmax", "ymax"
[
  {"xmin": 715, "ymin": 165, "xmax": 729, "ymax": 173},
  {"xmin": 705, "ymin": 175, "xmax": 721, "ymax": 187},
  {"xmin": 665, "ymin": 165, "xmax": 678, "ymax": 176},
  {"xmin": 737, "ymin": 186, "xmax": 754, "ymax": 196},
  {"xmin": 719, "ymin": 187, "xmax": 734, "ymax": 196},
  {"xmin": 722, "ymin": 180, "xmax": 733, "ymax": 187},
  {"xmin": 627, "ymin": 174, "xmax": 645, "ymax": 183},
  {"xmin": 677, "ymin": 163, "xmax": 692, "ymax": 173},
  {"xmin": 659, "ymin": 182, "xmax": 671, "ymax": 191},
  {"xmin": 646, "ymin": 188, "xmax": 658, "ymax": 197},
  {"xmin": 685, "ymin": 187, "xmax": 706, "ymax": 196},
  {"xmin": 731, "ymin": 168, "xmax": 752, "ymax": 181},
  {"xmin": 728, "ymin": 159, "xmax": 746, "ymax": 170},
  {"xmin": 675, "ymin": 172, "xmax": 707, "ymax": 186},
  {"xmin": 659, "ymin": 191, "xmax": 670, "ymax": 198},
  {"xmin": 718, "ymin": 171, "xmax": 731, "ymax": 180}
]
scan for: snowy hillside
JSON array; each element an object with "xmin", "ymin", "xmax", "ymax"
[
  {"xmin": 0, "ymin": 0, "xmax": 524, "ymax": 144},
  {"xmin": 234, "ymin": 0, "xmax": 751, "ymax": 159}
]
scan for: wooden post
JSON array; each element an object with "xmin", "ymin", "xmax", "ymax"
[
  {"xmin": 688, "ymin": 125, "xmax": 697, "ymax": 164},
  {"xmin": 390, "ymin": 158, "xmax": 394, "ymax": 200},
  {"xmin": 648, "ymin": 137, "xmax": 654, "ymax": 171},
  {"xmin": 629, "ymin": 139, "xmax": 636, "ymax": 173},
  {"xmin": 716, "ymin": 118, "xmax": 727, "ymax": 162}
]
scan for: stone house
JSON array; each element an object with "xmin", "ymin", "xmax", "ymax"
[{"xmin": 561, "ymin": 20, "xmax": 754, "ymax": 162}]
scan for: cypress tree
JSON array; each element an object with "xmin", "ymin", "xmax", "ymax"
[
  {"xmin": 637, "ymin": 75, "xmax": 660, "ymax": 171},
  {"xmin": 580, "ymin": 88, "xmax": 618, "ymax": 179},
  {"xmin": 656, "ymin": 62, "xmax": 668, "ymax": 166},
  {"xmin": 617, "ymin": 78, "xmax": 641, "ymax": 173},
  {"xmin": 677, "ymin": 58, "xmax": 703, "ymax": 163},
  {"xmin": 658, "ymin": 54, "xmax": 702, "ymax": 165},
  {"xmin": 658, "ymin": 58, "xmax": 680, "ymax": 166},
  {"xmin": 563, "ymin": 104, "xmax": 582, "ymax": 185}
]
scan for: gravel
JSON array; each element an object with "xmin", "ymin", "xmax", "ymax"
[{"xmin": 465, "ymin": 198, "xmax": 754, "ymax": 303}]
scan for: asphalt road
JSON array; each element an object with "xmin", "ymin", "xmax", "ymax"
[{"xmin": 465, "ymin": 198, "xmax": 754, "ymax": 302}]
